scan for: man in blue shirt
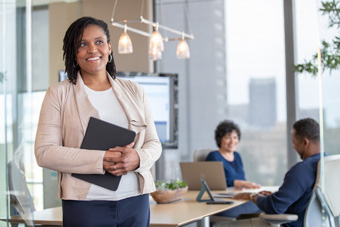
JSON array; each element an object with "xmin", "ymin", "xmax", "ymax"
[{"xmin": 220, "ymin": 118, "xmax": 322, "ymax": 227}]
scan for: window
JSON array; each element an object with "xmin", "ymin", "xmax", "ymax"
[
  {"xmin": 156, "ymin": 0, "xmax": 287, "ymax": 185},
  {"xmin": 295, "ymin": 0, "xmax": 340, "ymax": 156}
]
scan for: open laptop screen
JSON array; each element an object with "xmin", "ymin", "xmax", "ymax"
[{"xmin": 179, "ymin": 162, "xmax": 227, "ymax": 190}]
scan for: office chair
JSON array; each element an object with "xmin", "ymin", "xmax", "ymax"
[
  {"xmin": 193, "ymin": 148, "xmax": 237, "ymax": 225},
  {"xmin": 8, "ymin": 160, "xmax": 36, "ymax": 226},
  {"xmin": 193, "ymin": 148, "xmax": 215, "ymax": 162},
  {"xmin": 216, "ymin": 154, "xmax": 340, "ymax": 227}
]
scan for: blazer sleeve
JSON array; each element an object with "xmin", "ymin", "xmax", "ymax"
[
  {"xmin": 133, "ymin": 84, "xmax": 162, "ymax": 173},
  {"xmin": 34, "ymin": 86, "xmax": 105, "ymax": 174}
]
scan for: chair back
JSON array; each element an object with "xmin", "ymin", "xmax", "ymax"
[
  {"xmin": 304, "ymin": 154, "xmax": 340, "ymax": 227},
  {"xmin": 8, "ymin": 160, "xmax": 35, "ymax": 215},
  {"xmin": 193, "ymin": 148, "xmax": 215, "ymax": 162}
]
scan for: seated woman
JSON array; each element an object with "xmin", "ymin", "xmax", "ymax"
[{"xmin": 206, "ymin": 120, "xmax": 261, "ymax": 218}]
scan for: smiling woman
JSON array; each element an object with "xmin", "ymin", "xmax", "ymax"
[
  {"xmin": 206, "ymin": 120, "xmax": 260, "ymax": 189},
  {"xmin": 205, "ymin": 120, "xmax": 262, "ymax": 218},
  {"xmin": 76, "ymin": 24, "xmax": 112, "ymax": 86},
  {"xmin": 34, "ymin": 16, "xmax": 162, "ymax": 227},
  {"xmin": 62, "ymin": 17, "xmax": 116, "ymax": 86}
]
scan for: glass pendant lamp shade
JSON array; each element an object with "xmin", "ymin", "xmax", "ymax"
[
  {"xmin": 149, "ymin": 47, "xmax": 162, "ymax": 61},
  {"xmin": 148, "ymin": 27, "xmax": 164, "ymax": 61},
  {"xmin": 118, "ymin": 32, "xmax": 133, "ymax": 54},
  {"xmin": 149, "ymin": 30, "xmax": 164, "ymax": 52},
  {"xmin": 176, "ymin": 39, "xmax": 190, "ymax": 59}
]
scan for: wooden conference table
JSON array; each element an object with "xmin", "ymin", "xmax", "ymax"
[
  {"xmin": 1, "ymin": 190, "xmax": 243, "ymax": 227},
  {"xmin": 1, "ymin": 187, "xmax": 278, "ymax": 227}
]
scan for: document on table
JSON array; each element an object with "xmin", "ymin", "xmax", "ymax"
[{"xmin": 213, "ymin": 186, "xmax": 279, "ymax": 198}]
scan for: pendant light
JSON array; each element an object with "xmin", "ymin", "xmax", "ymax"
[
  {"xmin": 111, "ymin": 0, "xmax": 194, "ymax": 60},
  {"xmin": 149, "ymin": 23, "xmax": 164, "ymax": 60},
  {"xmin": 118, "ymin": 24, "xmax": 133, "ymax": 54},
  {"xmin": 176, "ymin": 33, "xmax": 190, "ymax": 59}
]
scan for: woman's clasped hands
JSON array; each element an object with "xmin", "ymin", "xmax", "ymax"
[{"xmin": 103, "ymin": 142, "xmax": 140, "ymax": 176}]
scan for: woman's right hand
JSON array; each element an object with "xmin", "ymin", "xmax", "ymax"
[
  {"xmin": 103, "ymin": 150, "xmax": 122, "ymax": 173},
  {"xmin": 234, "ymin": 180, "xmax": 261, "ymax": 189},
  {"xmin": 242, "ymin": 181, "xmax": 261, "ymax": 189}
]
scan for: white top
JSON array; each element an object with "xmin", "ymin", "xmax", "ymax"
[{"xmin": 84, "ymin": 85, "xmax": 139, "ymax": 201}]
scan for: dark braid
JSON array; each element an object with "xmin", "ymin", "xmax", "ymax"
[{"xmin": 62, "ymin": 17, "xmax": 116, "ymax": 84}]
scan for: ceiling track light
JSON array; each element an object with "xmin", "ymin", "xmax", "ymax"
[{"xmin": 111, "ymin": 0, "xmax": 194, "ymax": 60}]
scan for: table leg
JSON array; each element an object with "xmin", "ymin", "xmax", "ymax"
[{"xmin": 197, "ymin": 216, "xmax": 210, "ymax": 227}]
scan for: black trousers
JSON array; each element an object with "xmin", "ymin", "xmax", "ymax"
[{"xmin": 62, "ymin": 194, "xmax": 150, "ymax": 227}]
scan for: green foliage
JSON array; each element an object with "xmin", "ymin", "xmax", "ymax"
[
  {"xmin": 155, "ymin": 180, "xmax": 187, "ymax": 191},
  {"xmin": 294, "ymin": 0, "xmax": 340, "ymax": 76}
]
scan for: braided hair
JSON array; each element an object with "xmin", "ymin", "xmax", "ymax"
[{"xmin": 63, "ymin": 17, "xmax": 116, "ymax": 84}]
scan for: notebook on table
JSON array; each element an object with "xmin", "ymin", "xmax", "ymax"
[
  {"xmin": 179, "ymin": 161, "xmax": 227, "ymax": 190},
  {"xmin": 72, "ymin": 117, "xmax": 136, "ymax": 191}
]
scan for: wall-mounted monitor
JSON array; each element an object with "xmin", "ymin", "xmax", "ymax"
[{"xmin": 117, "ymin": 72, "xmax": 178, "ymax": 147}]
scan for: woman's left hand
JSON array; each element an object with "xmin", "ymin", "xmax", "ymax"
[{"xmin": 104, "ymin": 142, "xmax": 140, "ymax": 176}]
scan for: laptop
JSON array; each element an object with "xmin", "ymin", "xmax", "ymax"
[{"xmin": 180, "ymin": 161, "xmax": 227, "ymax": 190}]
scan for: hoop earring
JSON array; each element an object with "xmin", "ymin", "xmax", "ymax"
[
  {"xmin": 108, "ymin": 54, "xmax": 112, "ymax": 63},
  {"xmin": 73, "ymin": 60, "xmax": 78, "ymax": 68}
]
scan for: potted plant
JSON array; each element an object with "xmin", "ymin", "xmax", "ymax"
[{"xmin": 150, "ymin": 180, "xmax": 188, "ymax": 204}]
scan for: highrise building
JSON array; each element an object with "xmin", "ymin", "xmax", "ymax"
[{"xmin": 248, "ymin": 78, "xmax": 277, "ymax": 128}]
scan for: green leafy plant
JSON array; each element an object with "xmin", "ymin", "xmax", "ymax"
[
  {"xmin": 155, "ymin": 180, "xmax": 187, "ymax": 191},
  {"xmin": 294, "ymin": 0, "xmax": 340, "ymax": 76}
]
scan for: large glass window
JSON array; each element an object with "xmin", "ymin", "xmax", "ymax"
[
  {"xmin": 295, "ymin": 0, "xmax": 340, "ymax": 157},
  {"xmin": 1, "ymin": 1, "xmax": 35, "ymax": 225},
  {"xmin": 156, "ymin": 0, "xmax": 287, "ymax": 185},
  {"xmin": 224, "ymin": 0, "xmax": 287, "ymax": 185}
]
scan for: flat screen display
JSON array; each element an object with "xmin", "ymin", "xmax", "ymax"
[{"xmin": 117, "ymin": 75, "xmax": 176, "ymax": 143}]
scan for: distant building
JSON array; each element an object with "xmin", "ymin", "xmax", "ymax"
[
  {"xmin": 227, "ymin": 104, "xmax": 248, "ymax": 128},
  {"xmin": 298, "ymin": 108, "xmax": 321, "ymax": 123},
  {"xmin": 248, "ymin": 78, "xmax": 276, "ymax": 128}
]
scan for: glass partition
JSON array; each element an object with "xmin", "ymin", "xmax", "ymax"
[{"xmin": 0, "ymin": 1, "xmax": 44, "ymax": 226}]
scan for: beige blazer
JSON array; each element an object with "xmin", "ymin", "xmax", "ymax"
[{"xmin": 35, "ymin": 73, "xmax": 162, "ymax": 200}]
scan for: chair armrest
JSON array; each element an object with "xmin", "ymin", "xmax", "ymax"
[{"xmin": 259, "ymin": 213, "xmax": 298, "ymax": 226}]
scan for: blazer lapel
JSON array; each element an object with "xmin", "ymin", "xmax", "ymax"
[
  {"xmin": 108, "ymin": 75, "xmax": 147, "ymax": 134},
  {"xmin": 74, "ymin": 72, "xmax": 100, "ymax": 134}
]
